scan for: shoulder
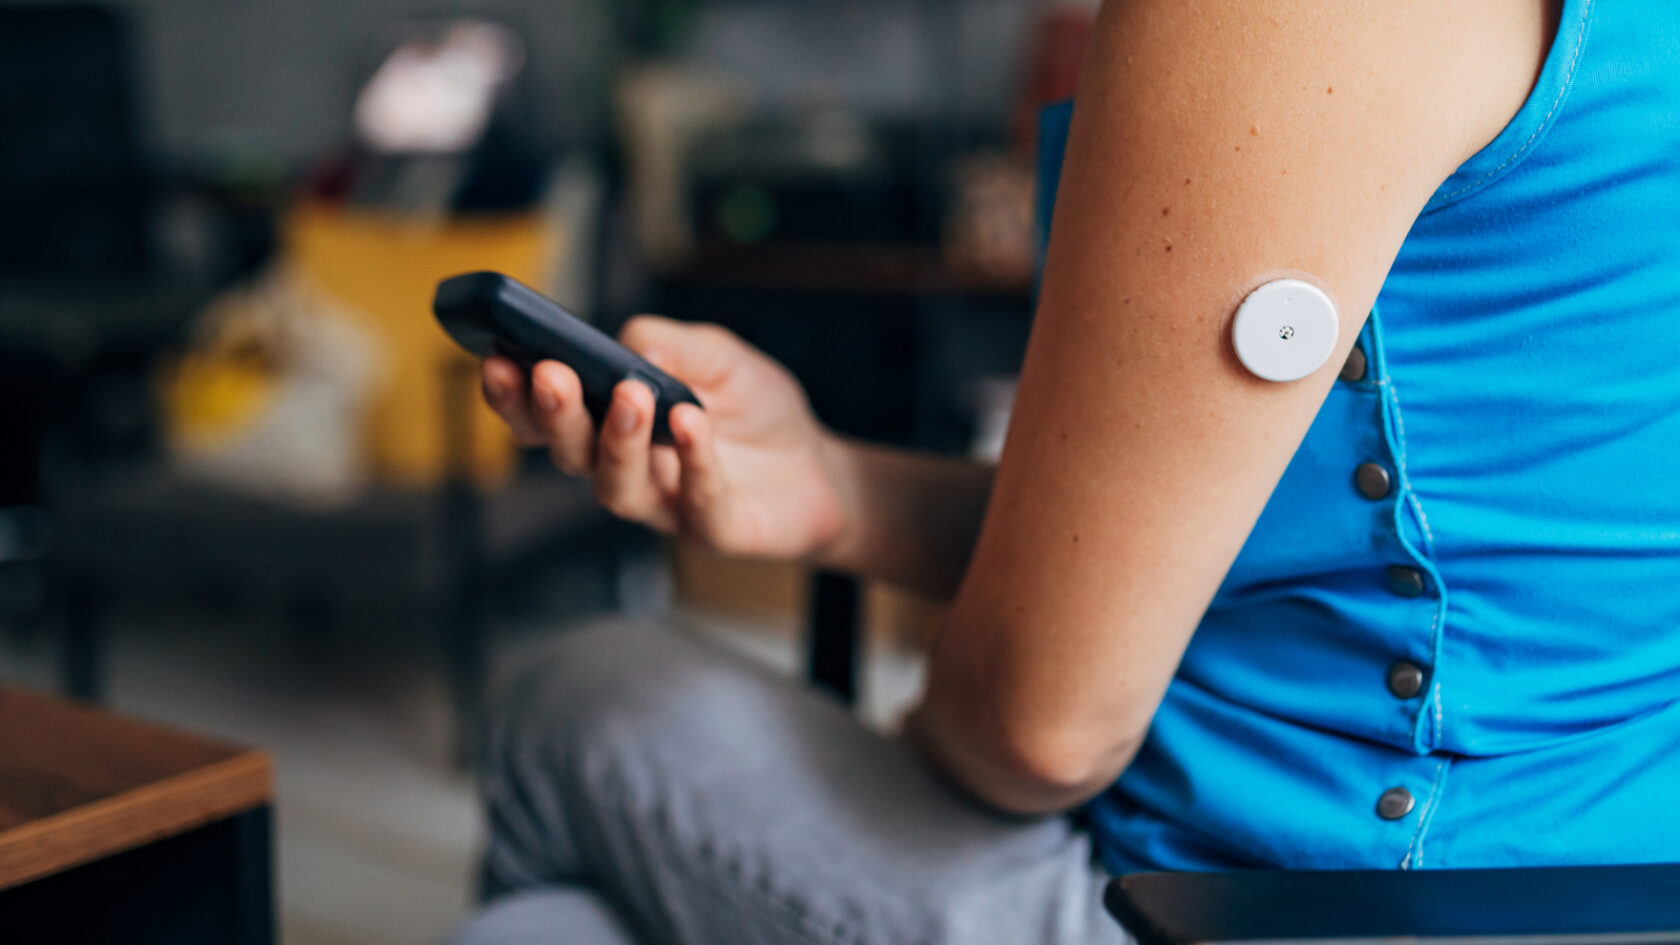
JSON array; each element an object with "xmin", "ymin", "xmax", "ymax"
[{"xmin": 1074, "ymin": 0, "xmax": 1558, "ymax": 177}]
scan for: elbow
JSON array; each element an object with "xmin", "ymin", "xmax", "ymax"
[
  {"xmin": 912, "ymin": 700, "xmax": 1144, "ymax": 816},
  {"xmin": 911, "ymin": 607, "xmax": 1160, "ymax": 814},
  {"xmin": 984, "ymin": 724, "xmax": 1143, "ymax": 815}
]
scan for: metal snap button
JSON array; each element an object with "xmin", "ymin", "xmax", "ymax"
[
  {"xmin": 1377, "ymin": 786, "xmax": 1416, "ymax": 820},
  {"xmin": 1386, "ymin": 566, "xmax": 1425, "ymax": 599},
  {"xmin": 1387, "ymin": 661, "xmax": 1426, "ymax": 700},
  {"xmin": 1339, "ymin": 346, "xmax": 1368, "ymax": 383},
  {"xmin": 1355, "ymin": 462, "xmax": 1392, "ymax": 500}
]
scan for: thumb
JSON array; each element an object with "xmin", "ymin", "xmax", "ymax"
[{"xmin": 618, "ymin": 315, "xmax": 742, "ymax": 389}]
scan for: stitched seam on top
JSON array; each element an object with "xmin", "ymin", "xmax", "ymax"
[
  {"xmin": 1403, "ymin": 758, "xmax": 1452, "ymax": 870},
  {"xmin": 1386, "ymin": 381, "xmax": 1436, "ymax": 555},
  {"xmin": 1432, "ymin": 681, "xmax": 1444, "ymax": 746},
  {"xmin": 1430, "ymin": 0, "xmax": 1594, "ymax": 208},
  {"xmin": 1390, "ymin": 391, "xmax": 1451, "ymax": 753},
  {"xmin": 1426, "ymin": 618, "xmax": 1443, "ymax": 748},
  {"xmin": 1368, "ymin": 307, "xmax": 1450, "ymax": 755},
  {"xmin": 1408, "ymin": 489, "xmax": 1436, "ymax": 554}
]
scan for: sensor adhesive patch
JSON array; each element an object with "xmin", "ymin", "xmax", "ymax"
[{"xmin": 1231, "ymin": 278, "xmax": 1339, "ymax": 382}]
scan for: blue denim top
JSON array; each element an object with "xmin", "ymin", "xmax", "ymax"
[{"xmin": 1038, "ymin": 0, "xmax": 1680, "ymax": 871}]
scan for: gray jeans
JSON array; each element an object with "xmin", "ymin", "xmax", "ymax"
[{"xmin": 447, "ymin": 618, "xmax": 1126, "ymax": 945}]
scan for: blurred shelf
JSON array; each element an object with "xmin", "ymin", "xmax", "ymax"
[
  {"xmin": 0, "ymin": 276, "xmax": 207, "ymax": 366},
  {"xmin": 665, "ymin": 241, "xmax": 1032, "ymax": 301}
]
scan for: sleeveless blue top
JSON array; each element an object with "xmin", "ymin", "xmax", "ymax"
[{"xmin": 1039, "ymin": 0, "xmax": 1680, "ymax": 871}]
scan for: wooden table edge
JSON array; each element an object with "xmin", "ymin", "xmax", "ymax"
[{"xmin": 0, "ymin": 750, "xmax": 273, "ymax": 892}]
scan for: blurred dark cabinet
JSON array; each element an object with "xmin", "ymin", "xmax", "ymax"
[{"xmin": 0, "ymin": 7, "xmax": 148, "ymax": 278}]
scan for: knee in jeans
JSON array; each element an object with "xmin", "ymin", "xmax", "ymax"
[
  {"xmin": 485, "ymin": 618, "xmax": 710, "ymax": 802},
  {"xmin": 477, "ymin": 620, "xmax": 691, "ymax": 889}
]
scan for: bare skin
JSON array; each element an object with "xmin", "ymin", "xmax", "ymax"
[{"xmin": 483, "ymin": 0, "xmax": 1558, "ymax": 816}]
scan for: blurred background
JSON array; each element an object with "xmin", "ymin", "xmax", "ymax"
[{"xmin": 0, "ymin": 1, "xmax": 1092, "ymax": 941}]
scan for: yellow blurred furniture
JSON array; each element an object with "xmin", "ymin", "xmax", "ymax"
[
  {"xmin": 284, "ymin": 200, "xmax": 565, "ymax": 487},
  {"xmin": 48, "ymin": 199, "xmax": 644, "ymax": 765}
]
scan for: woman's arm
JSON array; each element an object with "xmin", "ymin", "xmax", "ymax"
[
  {"xmin": 814, "ymin": 440, "xmax": 995, "ymax": 601},
  {"xmin": 908, "ymin": 0, "xmax": 1556, "ymax": 815}
]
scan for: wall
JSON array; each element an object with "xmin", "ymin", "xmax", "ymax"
[
  {"xmin": 6, "ymin": 0, "xmax": 1045, "ymax": 167},
  {"xmin": 7, "ymin": 0, "xmax": 614, "ymax": 166}
]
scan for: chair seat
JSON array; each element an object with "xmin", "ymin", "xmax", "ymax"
[{"xmin": 1107, "ymin": 865, "xmax": 1680, "ymax": 944}]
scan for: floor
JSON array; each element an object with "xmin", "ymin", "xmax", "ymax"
[{"xmin": 0, "ymin": 578, "xmax": 924, "ymax": 945}]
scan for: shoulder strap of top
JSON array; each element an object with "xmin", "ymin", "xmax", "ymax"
[{"xmin": 1423, "ymin": 0, "xmax": 1595, "ymax": 214}]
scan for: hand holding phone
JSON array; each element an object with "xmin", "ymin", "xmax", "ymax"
[
  {"xmin": 433, "ymin": 271, "xmax": 701, "ymax": 445},
  {"xmin": 443, "ymin": 274, "xmax": 855, "ymax": 564}
]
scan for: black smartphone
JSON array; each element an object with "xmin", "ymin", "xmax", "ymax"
[{"xmin": 433, "ymin": 271, "xmax": 701, "ymax": 446}]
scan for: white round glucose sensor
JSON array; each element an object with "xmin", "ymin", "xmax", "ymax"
[{"xmin": 1231, "ymin": 278, "xmax": 1339, "ymax": 382}]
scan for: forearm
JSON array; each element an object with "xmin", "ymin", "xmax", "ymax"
[{"xmin": 813, "ymin": 436, "xmax": 994, "ymax": 601}]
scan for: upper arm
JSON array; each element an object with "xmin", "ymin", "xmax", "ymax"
[{"xmin": 923, "ymin": 0, "xmax": 1554, "ymax": 805}]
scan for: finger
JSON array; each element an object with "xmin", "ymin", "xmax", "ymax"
[
  {"xmin": 648, "ymin": 445, "xmax": 683, "ymax": 497},
  {"xmin": 619, "ymin": 315, "xmax": 739, "ymax": 391},
  {"xmin": 592, "ymin": 380, "xmax": 674, "ymax": 528},
  {"xmin": 617, "ymin": 314, "xmax": 683, "ymax": 362},
  {"xmin": 529, "ymin": 360, "xmax": 595, "ymax": 475},
  {"xmin": 481, "ymin": 357, "xmax": 546, "ymax": 446},
  {"xmin": 670, "ymin": 403, "xmax": 727, "ymax": 538}
]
